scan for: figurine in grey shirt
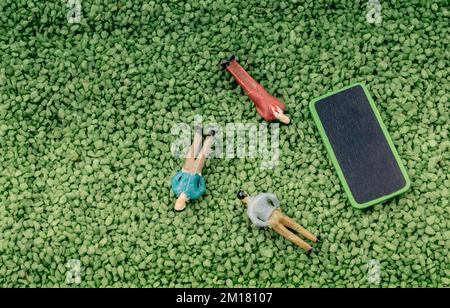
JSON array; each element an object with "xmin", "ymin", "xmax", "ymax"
[{"xmin": 237, "ymin": 191, "xmax": 320, "ymax": 254}]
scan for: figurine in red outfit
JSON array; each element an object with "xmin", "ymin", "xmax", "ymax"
[{"xmin": 221, "ymin": 55, "xmax": 291, "ymax": 124}]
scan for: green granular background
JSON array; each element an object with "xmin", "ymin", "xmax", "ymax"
[{"xmin": 0, "ymin": 0, "xmax": 449, "ymax": 287}]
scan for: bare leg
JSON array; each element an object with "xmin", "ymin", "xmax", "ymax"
[
  {"xmin": 194, "ymin": 134, "xmax": 215, "ymax": 174},
  {"xmin": 271, "ymin": 223, "xmax": 312, "ymax": 252},
  {"xmin": 183, "ymin": 126, "xmax": 202, "ymax": 173},
  {"xmin": 280, "ymin": 214, "xmax": 318, "ymax": 243}
]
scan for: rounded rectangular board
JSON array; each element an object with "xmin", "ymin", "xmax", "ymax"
[{"xmin": 309, "ymin": 83, "xmax": 411, "ymax": 209}]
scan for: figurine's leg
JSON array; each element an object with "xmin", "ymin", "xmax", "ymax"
[
  {"xmin": 194, "ymin": 133, "xmax": 215, "ymax": 174},
  {"xmin": 271, "ymin": 223, "xmax": 312, "ymax": 253},
  {"xmin": 224, "ymin": 56, "xmax": 259, "ymax": 94},
  {"xmin": 183, "ymin": 125, "xmax": 203, "ymax": 173},
  {"xmin": 280, "ymin": 215, "xmax": 318, "ymax": 243}
]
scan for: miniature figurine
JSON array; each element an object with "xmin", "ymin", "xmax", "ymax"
[
  {"xmin": 221, "ymin": 55, "xmax": 291, "ymax": 124},
  {"xmin": 172, "ymin": 126, "xmax": 216, "ymax": 211},
  {"xmin": 237, "ymin": 191, "xmax": 319, "ymax": 254}
]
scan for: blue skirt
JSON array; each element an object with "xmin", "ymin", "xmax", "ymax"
[{"xmin": 171, "ymin": 171, "xmax": 206, "ymax": 200}]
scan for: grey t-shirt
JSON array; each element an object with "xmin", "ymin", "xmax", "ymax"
[{"xmin": 246, "ymin": 193, "xmax": 280, "ymax": 227}]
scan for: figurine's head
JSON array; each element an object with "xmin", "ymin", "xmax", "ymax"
[{"xmin": 237, "ymin": 190, "xmax": 250, "ymax": 205}]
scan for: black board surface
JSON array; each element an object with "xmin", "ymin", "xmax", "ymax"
[{"xmin": 314, "ymin": 85, "xmax": 406, "ymax": 204}]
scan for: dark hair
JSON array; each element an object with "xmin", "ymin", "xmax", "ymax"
[{"xmin": 236, "ymin": 191, "xmax": 247, "ymax": 200}]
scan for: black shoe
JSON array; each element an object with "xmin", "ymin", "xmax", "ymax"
[
  {"xmin": 220, "ymin": 54, "xmax": 237, "ymax": 69},
  {"xmin": 204, "ymin": 128, "xmax": 218, "ymax": 137}
]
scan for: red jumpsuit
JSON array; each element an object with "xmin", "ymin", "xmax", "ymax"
[{"xmin": 223, "ymin": 56, "xmax": 288, "ymax": 123}]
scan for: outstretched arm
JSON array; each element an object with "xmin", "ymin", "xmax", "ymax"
[
  {"xmin": 265, "ymin": 193, "xmax": 280, "ymax": 208},
  {"xmin": 248, "ymin": 211, "xmax": 269, "ymax": 228},
  {"xmin": 175, "ymin": 192, "xmax": 188, "ymax": 211}
]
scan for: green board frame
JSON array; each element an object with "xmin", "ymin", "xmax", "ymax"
[{"xmin": 309, "ymin": 83, "xmax": 411, "ymax": 209}]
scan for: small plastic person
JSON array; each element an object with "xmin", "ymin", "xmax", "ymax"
[
  {"xmin": 237, "ymin": 191, "xmax": 319, "ymax": 254},
  {"xmin": 221, "ymin": 55, "xmax": 291, "ymax": 124},
  {"xmin": 172, "ymin": 126, "xmax": 216, "ymax": 211}
]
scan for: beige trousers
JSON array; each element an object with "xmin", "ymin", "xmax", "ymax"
[{"xmin": 268, "ymin": 209, "xmax": 317, "ymax": 252}]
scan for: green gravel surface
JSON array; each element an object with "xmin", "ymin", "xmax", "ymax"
[{"xmin": 0, "ymin": 0, "xmax": 449, "ymax": 287}]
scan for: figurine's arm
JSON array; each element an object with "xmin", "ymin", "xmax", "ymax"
[
  {"xmin": 248, "ymin": 211, "xmax": 269, "ymax": 228},
  {"xmin": 264, "ymin": 193, "xmax": 280, "ymax": 208},
  {"xmin": 175, "ymin": 192, "xmax": 188, "ymax": 211}
]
